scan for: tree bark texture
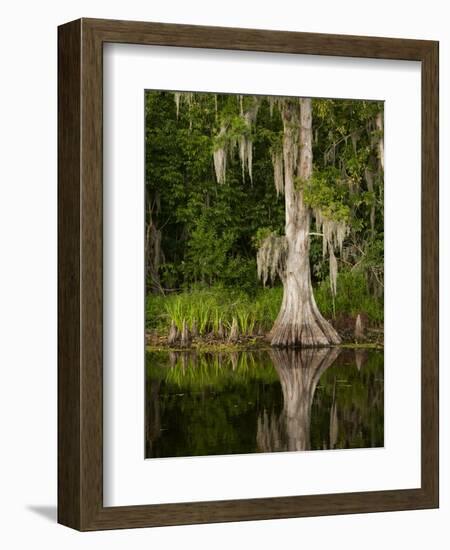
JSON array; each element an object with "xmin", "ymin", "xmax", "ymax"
[{"xmin": 269, "ymin": 99, "xmax": 341, "ymax": 347}]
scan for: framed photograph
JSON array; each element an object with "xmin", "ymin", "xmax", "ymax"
[{"xmin": 58, "ymin": 18, "xmax": 439, "ymax": 530}]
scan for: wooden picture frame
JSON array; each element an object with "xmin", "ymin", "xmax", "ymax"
[{"xmin": 58, "ymin": 17, "xmax": 439, "ymax": 531}]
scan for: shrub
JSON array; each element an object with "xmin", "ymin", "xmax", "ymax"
[{"xmin": 314, "ymin": 270, "xmax": 383, "ymax": 324}]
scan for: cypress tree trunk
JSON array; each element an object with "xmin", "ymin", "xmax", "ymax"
[{"xmin": 269, "ymin": 99, "xmax": 341, "ymax": 347}]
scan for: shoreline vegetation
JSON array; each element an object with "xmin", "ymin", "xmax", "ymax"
[
  {"xmin": 145, "ymin": 273, "xmax": 384, "ymax": 353},
  {"xmin": 146, "ymin": 337, "xmax": 383, "ymax": 353},
  {"xmin": 145, "ymin": 92, "xmax": 384, "ymax": 351}
]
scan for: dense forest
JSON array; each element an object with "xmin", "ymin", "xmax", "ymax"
[{"xmin": 145, "ymin": 91, "xmax": 384, "ymax": 349}]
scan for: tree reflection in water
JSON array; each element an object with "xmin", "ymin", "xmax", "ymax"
[
  {"xmin": 146, "ymin": 347, "xmax": 383, "ymax": 458},
  {"xmin": 257, "ymin": 348, "xmax": 340, "ymax": 452}
]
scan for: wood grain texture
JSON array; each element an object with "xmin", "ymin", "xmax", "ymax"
[
  {"xmin": 58, "ymin": 18, "xmax": 439, "ymax": 531},
  {"xmin": 57, "ymin": 19, "xmax": 82, "ymax": 530},
  {"xmin": 420, "ymin": 41, "xmax": 439, "ymax": 505}
]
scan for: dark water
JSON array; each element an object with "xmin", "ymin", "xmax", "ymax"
[{"xmin": 146, "ymin": 347, "xmax": 384, "ymax": 458}]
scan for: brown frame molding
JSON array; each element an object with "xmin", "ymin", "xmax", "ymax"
[{"xmin": 58, "ymin": 18, "xmax": 439, "ymax": 531}]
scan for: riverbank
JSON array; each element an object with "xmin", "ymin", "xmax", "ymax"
[
  {"xmin": 145, "ymin": 280, "xmax": 384, "ymax": 352},
  {"xmin": 145, "ymin": 325, "xmax": 384, "ymax": 353}
]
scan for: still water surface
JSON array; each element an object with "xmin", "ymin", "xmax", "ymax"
[{"xmin": 146, "ymin": 347, "xmax": 383, "ymax": 458}]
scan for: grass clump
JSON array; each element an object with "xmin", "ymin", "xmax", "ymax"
[
  {"xmin": 146, "ymin": 271, "xmax": 383, "ymax": 344},
  {"xmin": 146, "ymin": 286, "xmax": 283, "ymax": 339}
]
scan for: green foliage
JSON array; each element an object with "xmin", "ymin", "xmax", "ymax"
[
  {"xmin": 146, "ymin": 276, "xmax": 383, "ymax": 340},
  {"xmin": 183, "ymin": 219, "xmax": 234, "ymax": 284},
  {"xmin": 252, "ymin": 226, "xmax": 278, "ymax": 248},
  {"xmin": 146, "ymin": 286, "xmax": 283, "ymax": 335},
  {"xmin": 315, "ymin": 270, "xmax": 384, "ymax": 324},
  {"xmin": 311, "ymin": 99, "xmax": 384, "ymax": 232},
  {"xmin": 145, "ymin": 91, "xmax": 384, "ymax": 328},
  {"xmin": 145, "ymin": 91, "xmax": 285, "ymax": 293},
  {"xmin": 303, "ymin": 167, "xmax": 351, "ymax": 222}
]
